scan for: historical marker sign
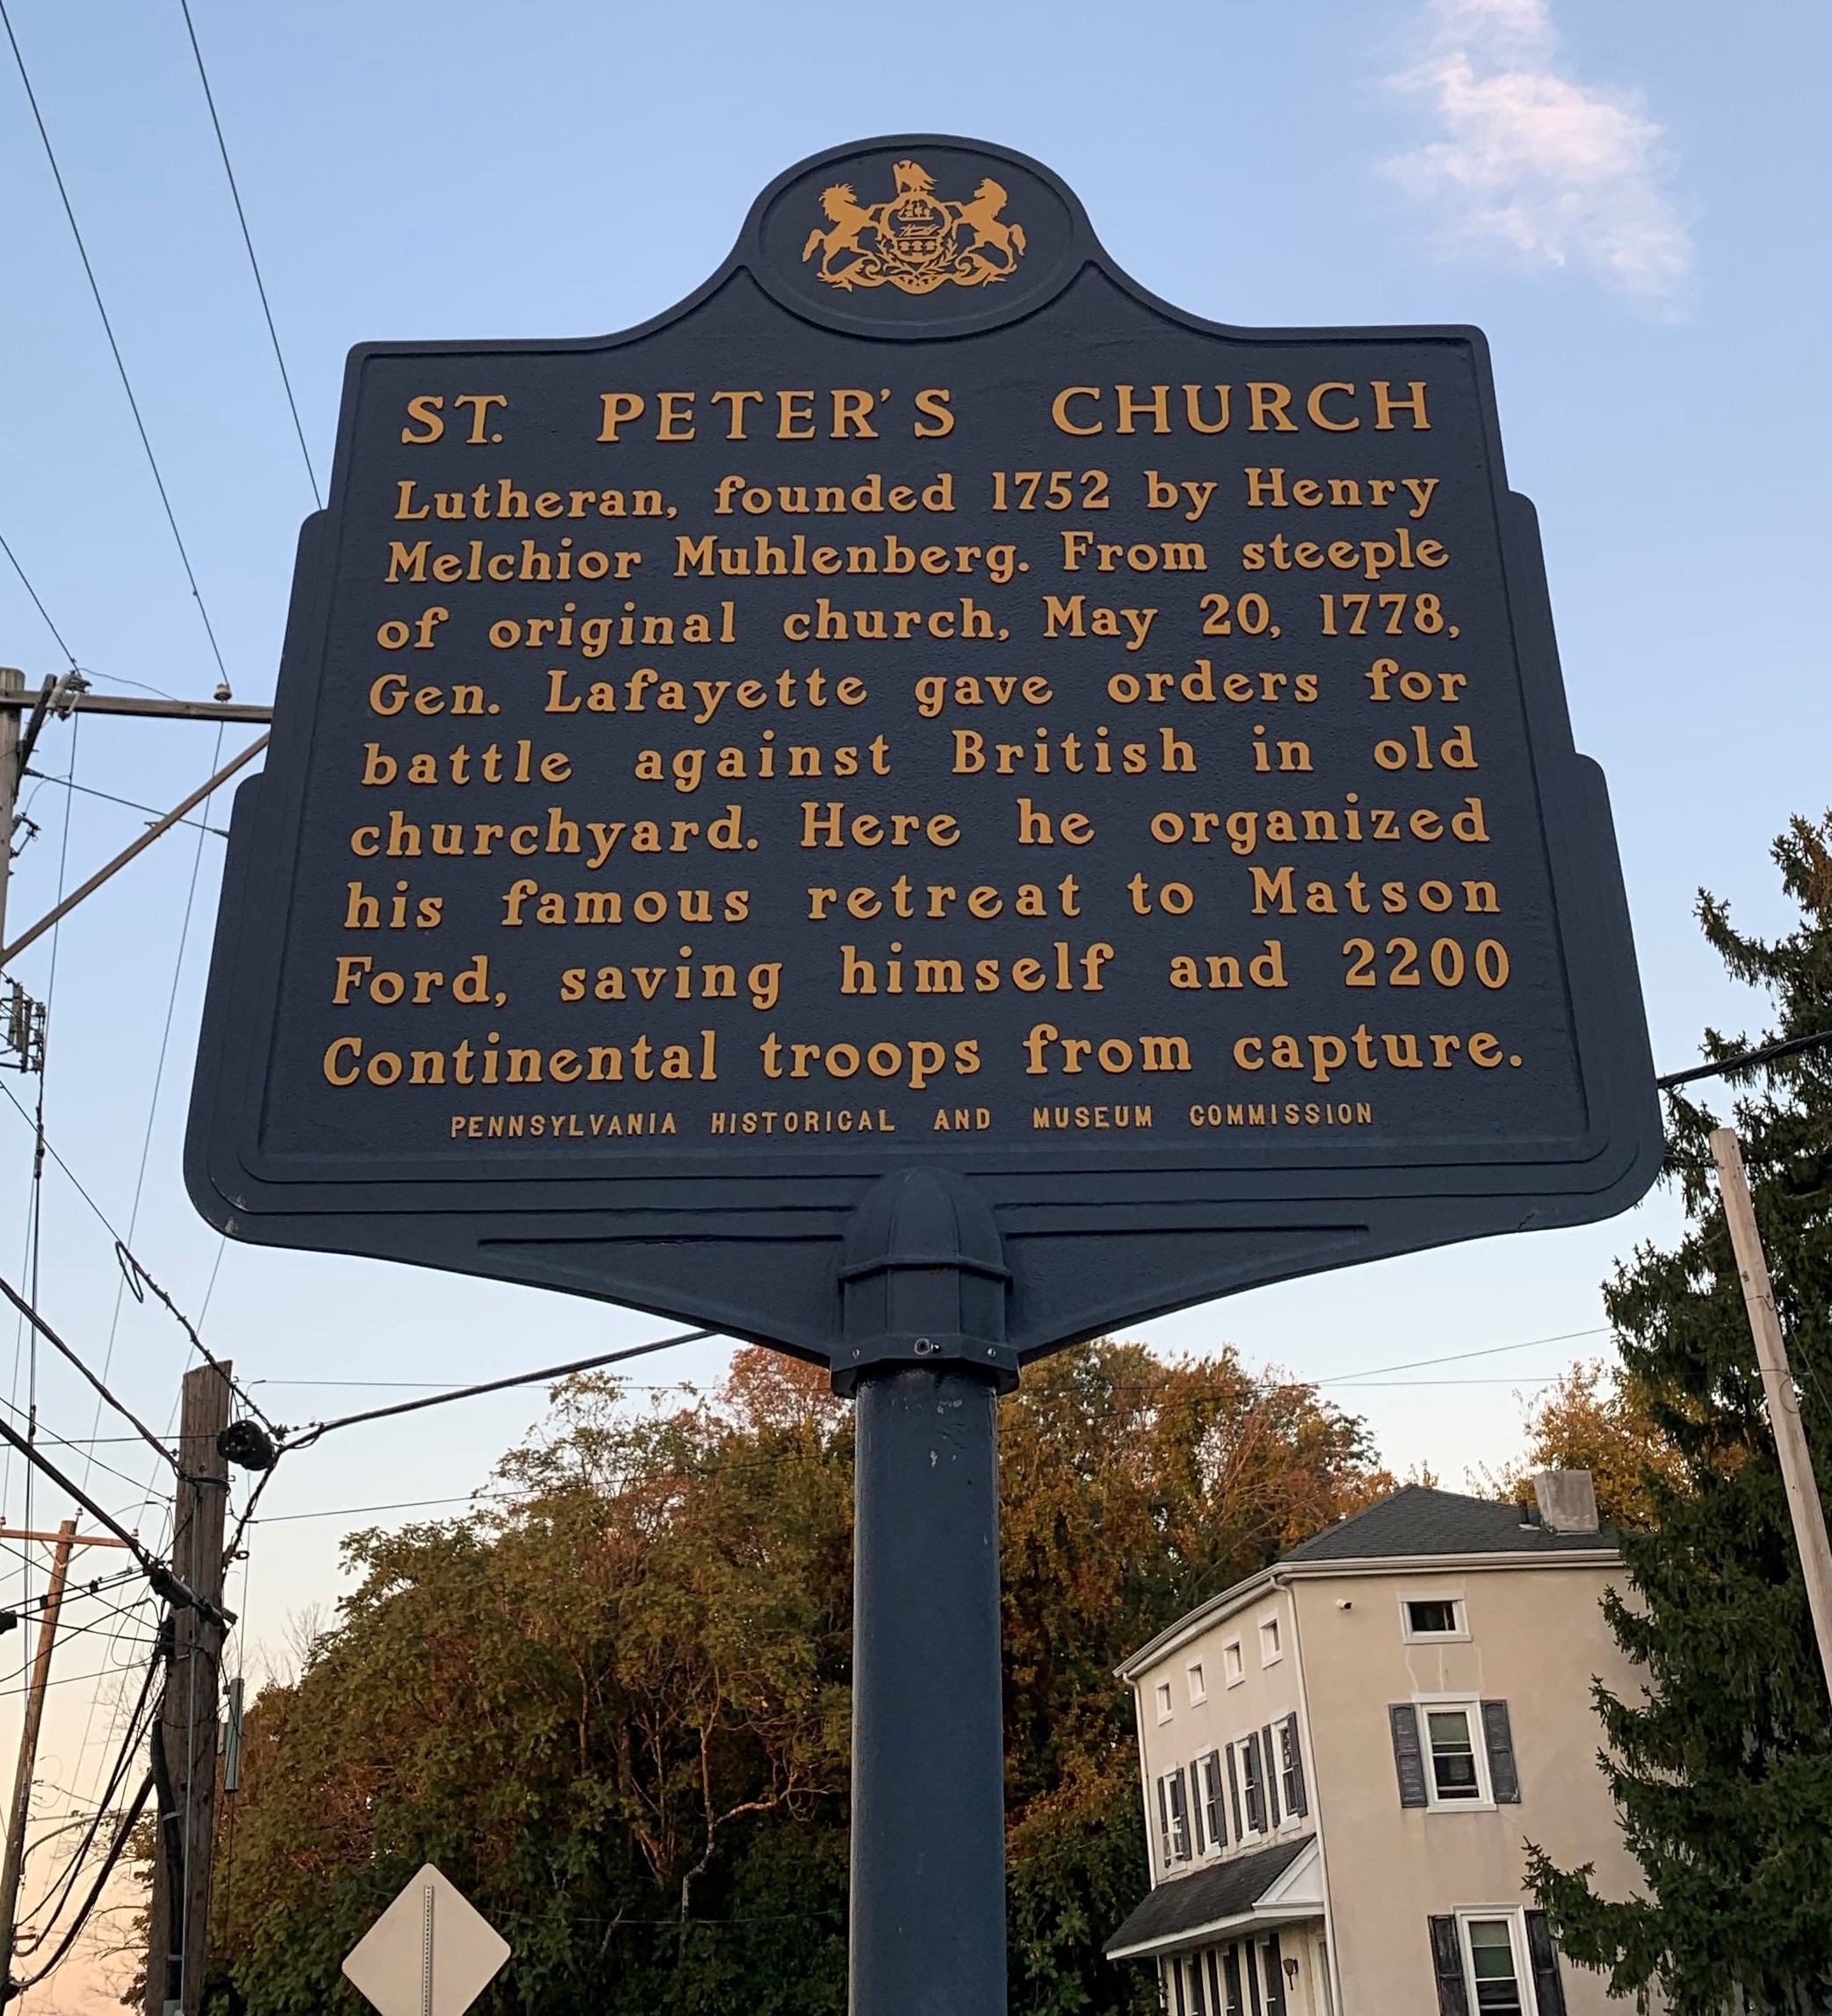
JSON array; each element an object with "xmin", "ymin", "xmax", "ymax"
[{"xmin": 186, "ymin": 135, "xmax": 1660, "ymax": 1368}]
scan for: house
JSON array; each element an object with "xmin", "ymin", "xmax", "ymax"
[{"xmin": 1104, "ymin": 1474, "xmax": 1644, "ymax": 2016}]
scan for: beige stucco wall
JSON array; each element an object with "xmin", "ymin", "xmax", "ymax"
[
  {"xmin": 1134, "ymin": 1581, "xmax": 1315, "ymax": 1880},
  {"xmin": 1288, "ymin": 1560, "xmax": 1646, "ymax": 2016}
]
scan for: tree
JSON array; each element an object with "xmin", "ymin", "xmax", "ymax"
[
  {"xmin": 200, "ymin": 1342, "xmax": 1387, "ymax": 2015},
  {"xmin": 1529, "ymin": 813, "xmax": 1832, "ymax": 2014},
  {"xmin": 1473, "ymin": 1359, "xmax": 1685, "ymax": 1528}
]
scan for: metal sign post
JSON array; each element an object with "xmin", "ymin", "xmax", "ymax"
[{"xmin": 186, "ymin": 136, "xmax": 1663, "ymax": 2013}]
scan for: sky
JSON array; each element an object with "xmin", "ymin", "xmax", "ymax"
[{"xmin": 0, "ymin": 0, "xmax": 1826, "ymax": 2001}]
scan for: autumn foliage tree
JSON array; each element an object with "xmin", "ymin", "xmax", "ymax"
[
  {"xmin": 203, "ymin": 1341, "xmax": 1386, "ymax": 2014},
  {"xmin": 1474, "ymin": 1358, "xmax": 1687, "ymax": 1529}
]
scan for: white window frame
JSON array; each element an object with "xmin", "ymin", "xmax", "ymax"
[
  {"xmin": 1193, "ymin": 1748, "xmax": 1226, "ymax": 1857},
  {"xmin": 1187, "ymin": 1658, "xmax": 1207, "ymax": 1705},
  {"xmin": 1232, "ymin": 1733, "xmax": 1270, "ymax": 1839},
  {"xmin": 1275, "ymin": 1714, "xmax": 1304, "ymax": 1817},
  {"xmin": 1155, "ymin": 1680, "xmax": 1174, "ymax": 1723},
  {"xmin": 1162, "ymin": 1767, "xmax": 1192, "ymax": 1864},
  {"xmin": 1401, "ymin": 1593, "xmax": 1470, "ymax": 1643},
  {"xmin": 1416, "ymin": 1693, "xmax": 1495, "ymax": 1810},
  {"xmin": 1454, "ymin": 1907, "xmax": 1531, "ymax": 2013},
  {"xmin": 1257, "ymin": 1613, "xmax": 1283, "ymax": 1667},
  {"xmin": 1222, "ymin": 1637, "xmax": 1245, "ymax": 1687}
]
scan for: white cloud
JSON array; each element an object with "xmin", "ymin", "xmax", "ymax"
[{"xmin": 1384, "ymin": 0, "xmax": 1692, "ymax": 314}]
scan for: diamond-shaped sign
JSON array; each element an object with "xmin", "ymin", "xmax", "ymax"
[{"xmin": 342, "ymin": 1863, "xmax": 510, "ymax": 2016}]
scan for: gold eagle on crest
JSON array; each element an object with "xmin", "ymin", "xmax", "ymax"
[{"xmin": 802, "ymin": 159, "xmax": 1026, "ymax": 294}]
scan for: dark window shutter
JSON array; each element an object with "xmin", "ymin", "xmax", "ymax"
[
  {"xmin": 1283, "ymin": 1714, "xmax": 1309, "ymax": 1816},
  {"xmin": 1389, "ymin": 1702, "xmax": 1429, "ymax": 1807},
  {"xmin": 1524, "ymin": 1911, "xmax": 1568, "ymax": 2015},
  {"xmin": 1206, "ymin": 1950, "xmax": 1229, "ymax": 2016},
  {"xmin": 1169, "ymin": 1766, "xmax": 1192, "ymax": 1859},
  {"xmin": 1263, "ymin": 1933, "xmax": 1286, "ymax": 2016},
  {"xmin": 1481, "ymin": 1700, "xmax": 1521, "ymax": 1803},
  {"xmin": 1156, "ymin": 1774, "xmax": 1173, "ymax": 1868},
  {"xmin": 1227, "ymin": 1741, "xmax": 1244, "ymax": 1839},
  {"xmin": 1260, "ymin": 1725, "xmax": 1280, "ymax": 1825},
  {"xmin": 1428, "ymin": 1916, "xmax": 1471, "ymax": 2016},
  {"xmin": 1203, "ymin": 1750, "xmax": 1227, "ymax": 1847}
]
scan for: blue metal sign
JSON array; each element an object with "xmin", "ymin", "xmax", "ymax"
[{"xmin": 186, "ymin": 136, "xmax": 1660, "ymax": 1371}]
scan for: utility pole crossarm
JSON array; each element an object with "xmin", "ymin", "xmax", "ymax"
[{"xmin": 0, "ymin": 693, "xmax": 272, "ymax": 725}]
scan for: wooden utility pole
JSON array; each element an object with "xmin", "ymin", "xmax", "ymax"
[
  {"xmin": 0, "ymin": 1518, "xmax": 75, "ymax": 1992},
  {"xmin": 0, "ymin": 667, "xmax": 23, "ymax": 950},
  {"xmin": 1711, "ymin": 1129, "xmax": 1832, "ymax": 1693},
  {"xmin": 145, "ymin": 1363, "xmax": 232, "ymax": 2016}
]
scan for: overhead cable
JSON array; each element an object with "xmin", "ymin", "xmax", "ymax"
[
  {"xmin": 1657, "ymin": 1027, "xmax": 1832, "ymax": 1092},
  {"xmin": 0, "ymin": 1275, "xmax": 177, "ymax": 1472},
  {"xmin": 11, "ymin": 1769, "xmax": 153, "ymax": 1991},
  {"xmin": 0, "ymin": 529, "xmax": 77, "ymax": 668},
  {"xmin": 177, "ymin": 0, "xmax": 321, "ymax": 508},
  {"xmin": 0, "ymin": 0, "xmax": 232, "ymax": 687},
  {"xmin": 279, "ymin": 1325, "xmax": 718, "ymax": 1449},
  {"xmin": 0, "ymin": 1413, "xmax": 225, "ymax": 1627}
]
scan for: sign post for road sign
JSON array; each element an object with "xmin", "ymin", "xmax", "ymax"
[
  {"xmin": 189, "ymin": 136, "xmax": 1661, "ymax": 2014},
  {"xmin": 341, "ymin": 1864, "xmax": 510, "ymax": 2016}
]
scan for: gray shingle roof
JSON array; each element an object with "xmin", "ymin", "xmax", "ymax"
[
  {"xmin": 1104, "ymin": 1835, "xmax": 1314, "ymax": 1956},
  {"xmin": 1279, "ymin": 1485, "xmax": 1614, "ymax": 1564}
]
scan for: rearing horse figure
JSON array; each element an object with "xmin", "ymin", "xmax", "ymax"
[
  {"xmin": 953, "ymin": 178, "xmax": 1027, "ymax": 278},
  {"xmin": 802, "ymin": 184, "xmax": 878, "ymax": 286}
]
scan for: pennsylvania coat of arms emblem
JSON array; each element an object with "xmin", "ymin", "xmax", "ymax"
[{"xmin": 802, "ymin": 158, "xmax": 1026, "ymax": 293}]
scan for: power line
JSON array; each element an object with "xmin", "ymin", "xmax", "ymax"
[
  {"xmin": 1314, "ymin": 1326, "xmax": 1611, "ymax": 1385},
  {"xmin": 0, "ymin": 1274, "xmax": 177, "ymax": 1473},
  {"xmin": 0, "ymin": 0, "xmax": 231, "ymax": 688},
  {"xmin": 1657, "ymin": 1027, "xmax": 1832, "ymax": 1092},
  {"xmin": 176, "ymin": 0, "xmax": 321, "ymax": 509},
  {"xmin": 0, "ymin": 1081, "xmax": 272, "ymax": 1431},
  {"xmin": 0, "ymin": 530, "xmax": 77, "ymax": 668},
  {"xmin": 279, "ymin": 1325, "xmax": 718, "ymax": 1449},
  {"xmin": 0, "ymin": 1410, "xmax": 223, "ymax": 1626},
  {"xmin": 24, "ymin": 770, "xmax": 228, "ymax": 838}
]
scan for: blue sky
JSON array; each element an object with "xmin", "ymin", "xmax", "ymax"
[{"xmin": 0, "ymin": 3, "xmax": 1824, "ymax": 1973}]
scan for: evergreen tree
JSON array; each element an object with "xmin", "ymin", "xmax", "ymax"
[{"xmin": 1529, "ymin": 814, "xmax": 1832, "ymax": 2014}]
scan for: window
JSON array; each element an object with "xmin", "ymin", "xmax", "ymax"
[
  {"xmin": 1258, "ymin": 1615, "xmax": 1282, "ymax": 1666},
  {"xmin": 1430, "ymin": 1913, "xmax": 1558, "ymax": 2016},
  {"xmin": 1223, "ymin": 1638, "xmax": 1244, "ymax": 1686},
  {"xmin": 1156, "ymin": 1767, "xmax": 1192, "ymax": 1866},
  {"xmin": 1464, "ymin": 1918, "xmax": 1525, "ymax": 2015},
  {"xmin": 1277, "ymin": 1715, "xmax": 1307, "ymax": 1817},
  {"xmin": 1195, "ymin": 1750, "xmax": 1227, "ymax": 1853},
  {"xmin": 1188, "ymin": 1660, "xmax": 1206, "ymax": 1704},
  {"xmin": 1404, "ymin": 1596, "xmax": 1466, "ymax": 1640},
  {"xmin": 1155, "ymin": 1680, "xmax": 1174, "ymax": 1723},
  {"xmin": 1183, "ymin": 1951, "xmax": 1208, "ymax": 2016},
  {"xmin": 1392, "ymin": 1700, "xmax": 1521, "ymax": 1810},
  {"xmin": 1425, "ymin": 1706, "xmax": 1482, "ymax": 1801},
  {"xmin": 1236, "ymin": 1735, "xmax": 1267, "ymax": 1835}
]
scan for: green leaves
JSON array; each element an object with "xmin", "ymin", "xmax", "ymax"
[
  {"xmin": 206, "ymin": 1347, "xmax": 1383, "ymax": 2013},
  {"xmin": 1531, "ymin": 813, "xmax": 1832, "ymax": 2016}
]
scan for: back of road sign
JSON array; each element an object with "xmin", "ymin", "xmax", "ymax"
[
  {"xmin": 185, "ymin": 135, "xmax": 1661, "ymax": 1363},
  {"xmin": 341, "ymin": 1864, "xmax": 510, "ymax": 2016}
]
